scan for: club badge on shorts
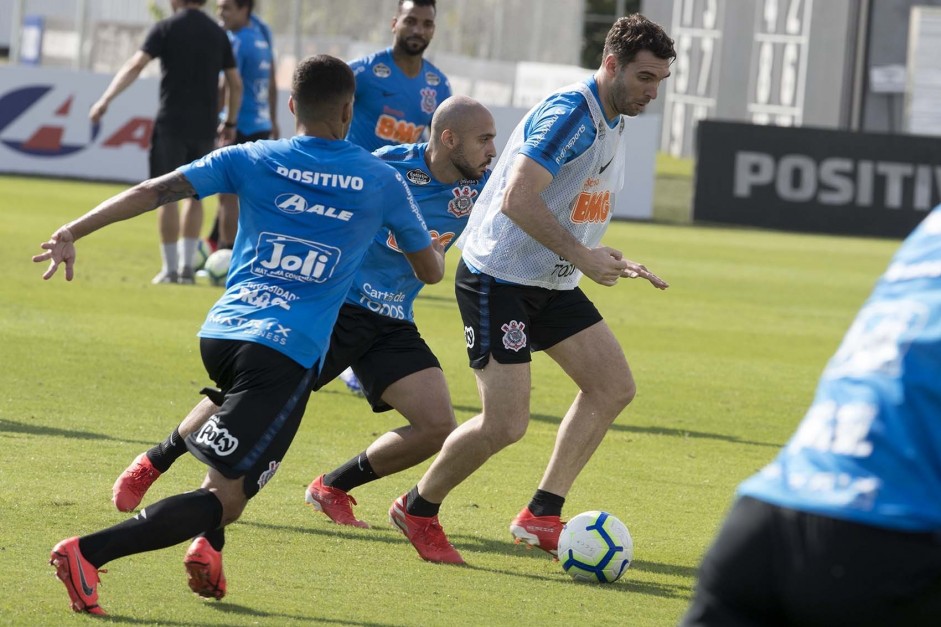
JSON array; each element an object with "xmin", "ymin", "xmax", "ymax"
[{"xmin": 501, "ymin": 320, "xmax": 527, "ymax": 352}]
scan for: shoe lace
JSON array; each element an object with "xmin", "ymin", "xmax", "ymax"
[
  {"xmin": 126, "ymin": 464, "xmax": 157, "ymax": 492},
  {"xmin": 418, "ymin": 519, "xmax": 452, "ymax": 550}
]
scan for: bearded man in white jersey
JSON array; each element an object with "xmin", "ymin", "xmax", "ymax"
[{"xmin": 389, "ymin": 14, "xmax": 675, "ymax": 564}]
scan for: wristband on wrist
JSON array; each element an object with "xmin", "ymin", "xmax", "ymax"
[{"xmin": 223, "ymin": 121, "xmax": 236, "ymax": 128}]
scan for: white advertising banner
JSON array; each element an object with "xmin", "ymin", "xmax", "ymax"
[{"xmin": 0, "ymin": 66, "xmax": 158, "ymax": 182}]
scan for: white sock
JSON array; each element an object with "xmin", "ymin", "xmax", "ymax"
[
  {"xmin": 179, "ymin": 238, "xmax": 199, "ymax": 272},
  {"xmin": 161, "ymin": 242, "xmax": 179, "ymax": 275}
]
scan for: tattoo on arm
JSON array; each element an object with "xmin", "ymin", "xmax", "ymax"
[{"xmin": 148, "ymin": 171, "xmax": 197, "ymax": 207}]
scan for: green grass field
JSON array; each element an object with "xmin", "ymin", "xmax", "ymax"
[{"xmin": 0, "ymin": 173, "xmax": 901, "ymax": 625}]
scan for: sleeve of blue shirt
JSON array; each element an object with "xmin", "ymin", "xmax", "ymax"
[
  {"xmin": 176, "ymin": 145, "xmax": 241, "ymax": 199},
  {"xmin": 382, "ymin": 169, "xmax": 432, "ymax": 253},
  {"xmin": 519, "ymin": 92, "xmax": 595, "ymax": 178}
]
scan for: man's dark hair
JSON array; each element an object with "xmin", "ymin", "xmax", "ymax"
[
  {"xmin": 603, "ymin": 14, "xmax": 675, "ymax": 66},
  {"xmin": 291, "ymin": 55, "xmax": 355, "ymax": 121},
  {"xmin": 398, "ymin": 0, "xmax": 436, "ymax": 13},
  {"xmin": 233, "ymin": 0, "xmax": 254, "ymax": 14}
]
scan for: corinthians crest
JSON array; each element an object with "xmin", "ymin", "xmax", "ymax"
[
  {"xmin": 448, "ymin": 185, "xmax": 478, "ymax": 218},
  {"xmin": 420, "ymin": 87, "xmax": 438, "ymax": 114},
  {"xmin": 501, "ymin": 320, "xmax": 527, "ymax": 352}
]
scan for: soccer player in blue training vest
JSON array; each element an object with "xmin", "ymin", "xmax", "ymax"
[
  {"xmin": 390, "ymin": 14, "xmax": 674, "ymax": 565},
  {"xmin": 107, "ymin": 95, "xmax": 496, "ymax": 589},
  {"xmin": 346, "ymin": 0, "xmax": 451, "ymax": 153},
  {"xmin": 211, "ymin": 0, "xmax": 279, "ymax": 251},
  {"xmin": 37, "ymin": 54, "xmax": 444, "ymax": 616},
  {"xmin": 681, "ymin": 210, "xmax": 941, "ymax": 626}
]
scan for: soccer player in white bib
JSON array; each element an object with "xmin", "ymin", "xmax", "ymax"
[
  {"xmin": 389, "ymin": 14, "xmax": 676, "ymax": 564},
  {"xmin": 681, "ymin": 209, "xmax": 941, "ymax": 625}
]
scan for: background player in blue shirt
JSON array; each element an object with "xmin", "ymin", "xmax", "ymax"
[
  {"xmin": 681, "ymin": 209, "xmax": 941, "ymax": 626},
  {"xmin": 105, "ymin": 95, "xmax": 497, "ymax": 590},
  {"xmin": 212, "ymin": 0, "xmax": 279, "ymax": 251},
  {"xmin": 38, "ymin": 55, "xmax": 444, "ymax": 616},
  {"xmin": 346, "ymin": 0, "xmax": 451, "ymax": 152}
]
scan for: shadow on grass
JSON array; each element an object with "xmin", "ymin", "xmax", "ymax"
[
  {"xmin": 239, "ymin": 520, "xmax": 693, "ymax": 600},
  {"xmin": 203, "ymin": 602, "xmax": 405, "ymax": 627},
  {"xmin": 0, "ymin": 417, "xmax": 154, "ymax": 445},
  {"xmin": 449, "ymin": 404, "xmax": 781, "ymax": 449}
]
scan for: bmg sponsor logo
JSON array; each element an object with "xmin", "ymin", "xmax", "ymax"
[
  {"xmin": 193, "ymin": 417, "xmax": 239, "ymax": 457},
  {"xmin": 252, "ymin": 232, "xmax": 341, "ymax": 283}
]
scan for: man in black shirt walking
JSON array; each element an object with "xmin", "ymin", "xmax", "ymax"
[{"xmin": 90, "ymin": 0, "xmax": 242, "ymax": 284}]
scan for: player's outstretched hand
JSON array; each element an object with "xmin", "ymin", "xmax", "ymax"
[
  {"xmin": 33, "ymin": 227, "xmax": 77, "ymax": 281},
  {"xmin": 621, "ymin": 260, "xmax": 669, "ymax": 290},
  {"xmin": 579, "ymin": 246, "xmax": 630, "ymax": 286}
]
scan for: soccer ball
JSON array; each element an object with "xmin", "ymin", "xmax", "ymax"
[
  {"xmin": 558, "ymin": 511, "xmax": 633, "ymax": 583},
  {"xmin": 193, "ymin": 239, "xmax": 213, "ymax": 271},
  {"xmin": 203, "ymin": 249, "xmax": 232, "ymax": 287}
]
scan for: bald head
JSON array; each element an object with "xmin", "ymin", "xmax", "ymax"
[
  {"xmin": 430, "ymin": 95, "xmax": 492, "ymax": 139},
  {"xmin": 427, "ymin": 96, "xmax": 497, "ymax": 182}
]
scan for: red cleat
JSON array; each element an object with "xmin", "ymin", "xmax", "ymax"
[
  {"xmin": 510, "ymin": 507, "xmax": 563, "ymax": 557},
  {"xmin": 389, "ymin": 494, "xmax": 464, "ymax": 564},
  {"xmin": 50, "ymin": 537, "xmax": 107, "ymax": 615},
  {"xmin": 305, "ymin": 474, "xmax": 369, "ymax": 528},
  {"xmin": 112, "ymin": 452, "xmax": 161, "ymax": 512},
  {"xmin": 183, "ymin": 537, "xmax": 227, "ymax": 600}
]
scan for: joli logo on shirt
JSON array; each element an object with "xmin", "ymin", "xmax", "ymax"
[{"xmin": 252, "ymin": 232, "xmax": 341, "ymax": 283}]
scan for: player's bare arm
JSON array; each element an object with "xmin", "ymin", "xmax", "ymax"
[
  {"xmin": 33, "ymin": 171, "xmax": 197, "ymax": 281},
  {"xmin": 503, "ymin": 156, "xmax": 667, "ymax": 289},
  {"xmin": 404, "ymin": 238, "xmax": 446, "ymax": 284}
]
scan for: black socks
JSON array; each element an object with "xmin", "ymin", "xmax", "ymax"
[
  {"xmin": 78, "ymin": 488, "xmax": 223, "ymax": 568},
  {"xmin": 323, "ymin": 451, "xmax": 379, "ymax": 493},
  {"xmin": 404, "ymin": 485, "xmax": 440, "ymax": 518},
  {"xmin": 528, "ymin": 489, "xmax": 565, "ymax": 518},
  {"xmin": 145, "ymin": 428, "xmax": 189, "ymax": 473}
]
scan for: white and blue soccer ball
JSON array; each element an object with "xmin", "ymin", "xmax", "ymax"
[
  {"xmin": 203, "ymin": 248, "xmax": 232, "ymax": 287},
  {"xmin": 558, "ymin": 511, "xmax": 633, "ymax": 583},
  {"xmin": 193, "ymin": 239, "xmax": 213, "ymax": 271}
]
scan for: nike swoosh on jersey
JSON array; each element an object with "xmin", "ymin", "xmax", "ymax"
[
  {"xmin": 75, "ymin": 553, "xmax": 95, "ymax": 596},
  {"xmin": 599, "ymin": 156, "xmax": 615, "ymax": 174}
]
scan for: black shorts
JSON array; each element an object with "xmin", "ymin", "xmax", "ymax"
[
  {"xmin": 312, "ymin": 303, "xmax": 441, "ymax": 412},
  {"xmin": 454, "ymin": 258, "xmax": 602, "ymax": 369},
  {"xmin": 235, "ymin": 130, "xmax": 271, "ymax": 144},
  {"xmin": 680, "ymin": 496, "xmax": 941, "ymax": 627},
  {"xmin": 149, "ymin": 128, "xmax": 215, "ymax": 178},
  {"xmin": 187, "ymin": 338, "xmax": 315, "ymax": 498}
]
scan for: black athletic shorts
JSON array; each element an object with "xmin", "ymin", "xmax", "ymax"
[
  {"xmin": 454, "ymin": 258, "xmax": 602, "ymax": 369},
  {"xmin": 680, "ymin": 496, "xmax": 941, "ymax": 627},
  {"xmin": 149, "ymin": 128, "xmax": 215, "ymax": 178},
  {"xmin": 187, "ymin": 338, "xmax": 315, "ymax": 498},
  {"xmin": 312, "ymin": 303, "xmax": 440, "ymax": 412}
]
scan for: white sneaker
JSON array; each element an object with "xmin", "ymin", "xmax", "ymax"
[{"xmin": 339, "ymin": 367, "xmax": 365, "ymax": 396}]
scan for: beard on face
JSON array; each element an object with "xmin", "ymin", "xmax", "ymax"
[
  {"xmin": 451, "ymin": 144, "xmax": 488, "ymax": 180},
  {"xmin": 396, "ymin": 35, "xmax": 429, "ymax": 56}
]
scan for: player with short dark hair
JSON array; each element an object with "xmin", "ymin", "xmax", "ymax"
[
  {"xmin": 40, "ymin": 54, "xmax": 444, "ymax": 616},
  {"xmin": 389, "ymin": 14, "xmax": 676, "ymax": 565},
  {"xmin": 108, "ymin": 96, "xmax": 498, "ymax": 590},
  {"xmin": 681, "ymin": 208, "xmax": 941, "ymax": 625},
  {"xmin": 89, "ymin": 0, "xmax": 243, "ymax": 285}
]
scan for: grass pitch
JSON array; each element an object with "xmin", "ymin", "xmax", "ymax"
[{"xmin": 0, "ymin": 174, "xmax": 900, "ymax": 625}]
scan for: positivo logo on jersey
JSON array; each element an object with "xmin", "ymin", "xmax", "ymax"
[
  {"xmin": 193, "ymin": 416, "xmax": 239, "ymax": 457},
  {"xmin": 253, "ymin": 232, "xmax": 341, "ymax": 283}
]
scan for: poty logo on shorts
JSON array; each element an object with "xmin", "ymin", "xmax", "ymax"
[
  {"xmin": 465, "ymin": 325, "xmax": 475, "ymax": 348},
  {"xmin": 501, "ymin": 320, "xmax": 527, "ymax": 352},
  {"xmin": 193, "ymin": 417, "xmax": 239, "ymax": 457},
  {"xmin": 0, "ymin": 85, "xmax": 152, "ymax": 156},
  {"xmin": 253, "ymin": 232, "xmax": 341, "ymax": 283},
  {"xmin": 257, "ymin": 460, "xmax": 280, "ymax": 489}
]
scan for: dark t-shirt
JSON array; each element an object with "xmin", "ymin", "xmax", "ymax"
[{"xmin": 142, "ymin": 8, "xmax": 235, "ymax": 139}]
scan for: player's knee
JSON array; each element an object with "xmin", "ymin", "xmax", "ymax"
[{"xmin": 485, "ymin": 416, "xmax": 528, "ymax": 447}]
